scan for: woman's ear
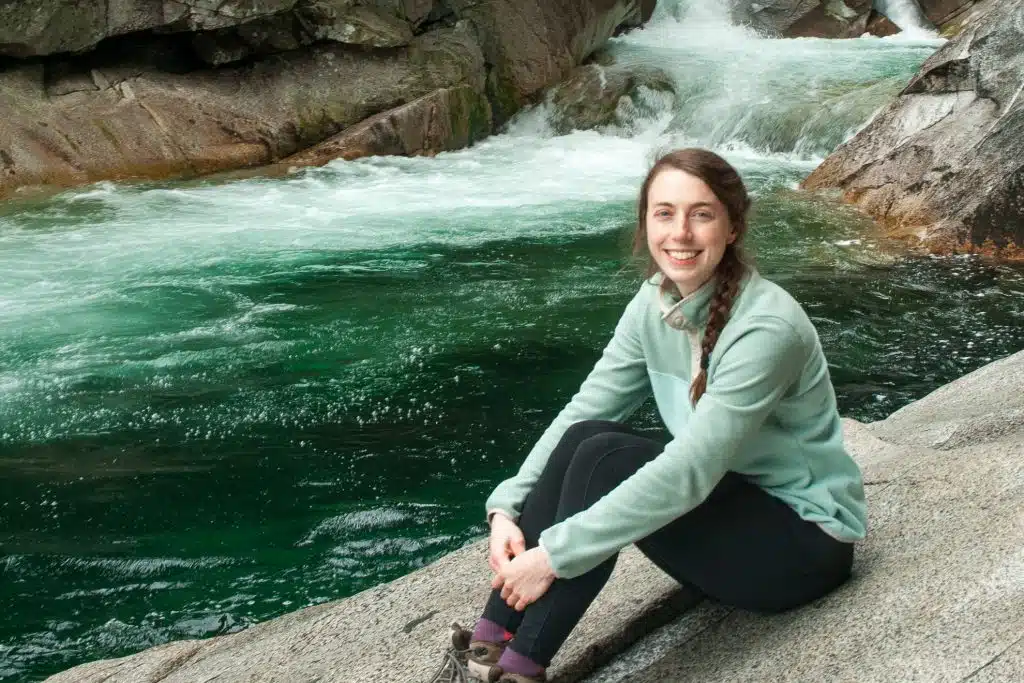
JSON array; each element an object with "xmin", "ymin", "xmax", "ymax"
[{"xmin": 727, "ymin": 229, "xmax": 737, "ymax": 244}]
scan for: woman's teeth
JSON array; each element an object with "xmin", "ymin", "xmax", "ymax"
[{"xmin": 667, "ymin": 250, "xmax": 700, "ymax": 260}]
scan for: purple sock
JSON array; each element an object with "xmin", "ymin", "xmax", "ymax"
[
  {"xmin": 497, "ymin": 647, "xmax": 546, "ymax": 679},
  {"xmin": 471, "ymin": 617, "xmax": 512, "ymax": 644}
]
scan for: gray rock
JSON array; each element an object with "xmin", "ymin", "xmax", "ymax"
[
  {"xmin": 802, "ymin": 0, "xmax": 1024, "ymax": 256},
  {"xmin": 584, "ymin": 350, "xmax": 1024, "ymax": 683},
  {"xmin": 0, "ymin": 1, "xmax": 310, "ymax": 57},
  {"xmin": 42, "ymin": 540, "xmax": 698, "ymax": 682},
  {"xmin": 729, "ymin": 0, "xmax": 877, "ymax": 38},
  {"xmin": 0, "ymin": 25, "xmax": 485, "ymax": 195},
  {"xmin": 0, "ymin": 0, "xmax": 428, "ymax": 58},
  {"xmin": 282, "ymin": 84, "xmax": 492, "ymax": 166},
  {"xmin": 191, "ymin": 1, "xmax": 416, "ymax": 65},
  {"xmin": 448, "ymin": 0, "xmax": 645, "ymax": 126},
  {"xmin": 543, "ymin": 62, "xmax": 675, "ymax": 134}
]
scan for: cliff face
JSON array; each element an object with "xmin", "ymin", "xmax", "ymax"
[
  {"xmin": 802, "ymin": 0, "xmax": 1024, "ymax": 256},
  {"xmin": 0, "ymin": 0, "xmax": 653, "ymax": 196}
]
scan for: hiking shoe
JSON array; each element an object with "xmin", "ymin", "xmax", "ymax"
[
  {"xmin": 487, "ymin": 669, "xmax": 547, "ymax": 683},
  {"xmin": 449, "ymin": 622, "xmax": 509, "ymax": 680}
]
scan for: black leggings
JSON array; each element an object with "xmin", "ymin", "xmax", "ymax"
[{"xmin": 481, "ymin": 420, "xmax": 854, "ymax": 667}]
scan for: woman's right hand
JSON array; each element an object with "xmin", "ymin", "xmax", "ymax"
[{"xmin": 488, "ymin": 512, "xmax": 526, "ymax": 576}]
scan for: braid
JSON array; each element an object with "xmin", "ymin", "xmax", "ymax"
[{"xmin": 689, "ymin": 248, "xmax": 744, "ymax": 406}]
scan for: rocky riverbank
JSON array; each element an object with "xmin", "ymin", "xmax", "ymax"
[
  {"xmin": 802, "ymin": 0, "xmax": 1024, "ymax": 259},
  {"xmin": 42, "ymin": 349, "xmax": 1024, "ymax": 683},
  {"xmin": 0, "ymin": 0, "xmax": 652, "ymax": 198}
]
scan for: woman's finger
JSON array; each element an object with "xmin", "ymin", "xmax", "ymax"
[
  {"xmin": 514, "ymin": 597, "xmax": 529, "ymax": 612},
  {"xmin": 506, "ymin": 592, "xmax": 519, "ymax": 608}
]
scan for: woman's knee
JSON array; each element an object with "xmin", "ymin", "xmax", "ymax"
[
  {"xmin": 558, "ymin": 420, "xmax": 633, "ymax": 450},
  {"xmin": 560, "ymin": 433, "xmax": 660, "ymax": 510}
]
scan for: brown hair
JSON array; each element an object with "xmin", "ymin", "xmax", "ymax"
[{"xmin": 632, "ymin": 148, "xmax": 752, "ymax": 406}]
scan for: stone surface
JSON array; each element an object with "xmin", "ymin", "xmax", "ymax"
[
  {"xmin": 802, "ymin": 0, "xmax": 1024, "ymax": 256},
  {"xmin": 0, "ymin": 25, "xmax": 485, "ymax": 196},
  {"xmin": 0, "ymin": 1, "xmax": 303, "ymax": 58},
  {"xmin": 282, "ymin": 84, "xmax": 492, "ymax": 166},
  {"xmin": 583, "ymin": 349, "xmax": 1024, "ymax": 683},
  {"xmin": 543, "ymin": 62, "xmax": 675, "ymax": 134},
  {"xmin": 729, "ymin": 0, "xmax": 872, "ymax": 37},
  {"xmin": 41, "ymin": 341, "xmax": 1024, "ymax": 683},
  {"xmin": 0, "ymin": 0, "xmax": 645, "ymax": 194},
  {"xmin": 730, "ymin": 0, "xmax": 976, "ymax": 37},
  {"xmin": 43, "ymin": 541, "xmax": 697, "ymax": 682},
  {"xmin": 448, "ymin": 0, "xmax": 643, "ymax": 125}
]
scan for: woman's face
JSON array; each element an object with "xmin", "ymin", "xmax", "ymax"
[{"xmin": 645, "ymin": 168, "xmax": 735, "ymax": 297}]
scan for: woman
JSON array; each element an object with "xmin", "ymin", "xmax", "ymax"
[{"xmin": 434, "ymin": 148, "xmax": 867, "ymax": 683}]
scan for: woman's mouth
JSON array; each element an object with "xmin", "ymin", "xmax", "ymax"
[{"xmin": 666, "ymin": 249, "xmax": 701, "ymax": 266}]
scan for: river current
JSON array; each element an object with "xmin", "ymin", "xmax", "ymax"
[{"xmin": 2, "ymin": 2, "xmax": 1023, "ymax": 680}]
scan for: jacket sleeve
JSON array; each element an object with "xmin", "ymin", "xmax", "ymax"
[
  {"xmin": 484, "ymin": 288, "xmax": 653, "ymax": 523},
  {"xmin": 538, "ymin": 315, "xmax": 809, "ymax": 578}
]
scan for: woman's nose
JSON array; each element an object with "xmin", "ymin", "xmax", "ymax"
[{"xmin": 672, "ymin": 217, "xmax": 692, "ymax": 240}]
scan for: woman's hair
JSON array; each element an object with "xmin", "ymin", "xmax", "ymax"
[{"xmin": 632, "ymin": 148, "xmax": 752, "ymax": 406}]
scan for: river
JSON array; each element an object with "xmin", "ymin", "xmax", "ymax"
[{"xmin": 2, "ymin": 2, "xmax": 1022, "ymax": 680}]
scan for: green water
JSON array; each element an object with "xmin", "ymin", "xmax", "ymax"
[{"xmin": 2, "ymin": 6, "xmax": 1023, "ymax": 682}]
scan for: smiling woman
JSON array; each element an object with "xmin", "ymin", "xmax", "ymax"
[{"xmin": 433, "ymin": 148, "xmax": 867, "ymax": 683}]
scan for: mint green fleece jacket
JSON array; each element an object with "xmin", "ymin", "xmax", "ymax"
[{"xmin": 485, "ymin": 269, "xmax": 868, "ymax": 579}]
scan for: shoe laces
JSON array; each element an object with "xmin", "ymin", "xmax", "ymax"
[{"xmin": 424, "ymin": 645, "xmax": 471, "ymax": 683}]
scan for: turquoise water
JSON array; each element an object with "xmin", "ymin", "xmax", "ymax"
[{"xmin": 3, "ymin": 5, "xmax": 1023, "ymax": 681}]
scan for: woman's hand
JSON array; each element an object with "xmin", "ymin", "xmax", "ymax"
[
  {"xmin": 488, "ymin": 513, "xmax": 526, "ymax": 576},
  {"xmin": 492, "ymin": 546, "xmax": 556, "ymax": 611}
]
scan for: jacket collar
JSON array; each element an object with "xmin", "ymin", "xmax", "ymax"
[{"xmin": 653, "ymin": 268, "xmax": 758, "ymax": 330}]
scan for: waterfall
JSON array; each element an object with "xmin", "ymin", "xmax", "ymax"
[{"xmin": 874, "ymin": 0, "xmax": 939, "ymax": 36}]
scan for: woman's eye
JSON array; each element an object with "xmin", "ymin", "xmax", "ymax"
[
  {"xmin": 693, "ymin": 211, "xmax": 713, "ymax": 220},
  {"xmin": 654, "ymin": 210, "xmax": 671, "ymax": 219}
]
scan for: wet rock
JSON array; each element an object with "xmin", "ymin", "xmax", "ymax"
[
  {"xmin": 802, "ymin": 0, "xmax": 1024, "ymax": 256},
  {"xmin": 730, "ymin": 0, "xmax": 976, "ymax": 37},
  {"xmin": 0, "ymin": 1, "xmax": 647, "ymax": 194},
  {"xmin": 448, "ymin": 0, "xmax": 645, "ymax": 126},
  {"xmin": 729, "ymin": 0, "xmax": 872, "ymax": 37},
  {"xmin": 0, "ymin": 25, "xmax": 485, "ymax": 196},
  {"xmin": 543, "ymin": 62, "xmax": 675, "ymax": 134},
  {"xmin": 282, "ymin": 84, "xmax": 492, "ymax": 166}
]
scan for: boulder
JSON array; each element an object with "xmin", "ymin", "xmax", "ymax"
[
  {"xmin": 583, "ymin": 350, "xmax": 1024, "ymax": 682},
  {"xmin": 730, "ymin": 0, "xmax": 978, "ymax": 37},
  {"xmin": 801, "ymin": 0, "xmax": 1024, "ymax": 256},
  {"xmin": 447, "ymin": 0, "xmax": 644, "ymax": 125},
  {"xmin": 0, "ymin": 1, "xmax": 434, "ymax": 59},
  {"xmin": 542, "ymin": 62, "xmax": 675, "ymax": 134},
  {"xmin": 191, "ymin": 1, "xmax": 417, "ymax": 65},
  {"xmin": 0, "ymin": 1, "xmax": 303, "ymax": 58},
  {"xmin": 43, "ymin": 349, "xmax": 1024, "ymax": 682},
  {"xmin": 729, "ymin": 0, "xmax": 874, "ymax": 37},
  {"xmin": 0, "ymin": 25, "xmax": 485, "ymax": 196},
  {"xmin": 282, "ymin": 84, "xmax": 492, "ymax": 166}
]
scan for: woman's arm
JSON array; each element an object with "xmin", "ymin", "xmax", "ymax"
[
  {"xmin": 484, "ymin": 288, "xmax": 653, "ymax": 522},
  {"xmin": 537, "ymin": 315, "xmax": 810, "ymax": 579}
]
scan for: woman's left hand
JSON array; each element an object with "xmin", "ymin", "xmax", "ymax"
[{"xmin": 492, "ymin": 546, "xmax": 556, "ymax": 611}]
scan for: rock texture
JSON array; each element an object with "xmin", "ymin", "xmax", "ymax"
[
  {"xmin": 0, "ymin": 1, "xmax": 649, "ymax": 195},
  {"xmin": 0, "ymin": 25, "xmax": 485, "ymax": 191},
  {"xmin": 43, "ymin": 348, "xmax": 1024, "ymax": 682},
  {"xmin": 730, "ymin": 0, "xmax": 977, "ymax": 37},
  {"xmin": 282, "ymin": 84, "xmax": 491, "ymax": 166},
  {"xmin": 584, "ymin": 349, "xmax": 1024, "ymax": 683},
  {"xmin": 542, "ymin": 62, "xmax": 675, "ymax": 134},
  {"xmin": 450, "ymin": 0, "xmax": 642, "ymax": 125},
  {"xmin": 802, "ymin": 0, "xmax": 1024, "ymax": 256}
]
